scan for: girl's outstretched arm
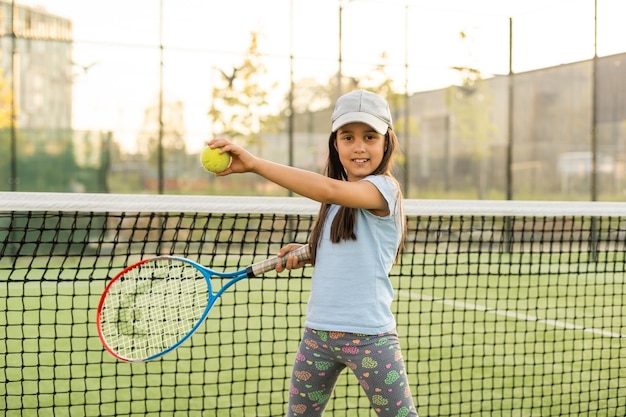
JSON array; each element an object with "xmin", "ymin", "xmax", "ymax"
[{"xmin": 207, "ymin": 139, "xmax": 388, "ymax": 213}]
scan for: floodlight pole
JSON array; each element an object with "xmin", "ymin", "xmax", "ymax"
[
  {"xmin": 590, "ymin": 0, "xmax": 598, "ymax": 202},
  {"xmin": 157, "ymin": 0, "xmax": 165, "ymax": 195},
  {"xmin": 590, "ymin": 0, "xmax": 599, "ymax": 261},
  {"xmin": 506, "ymin": 17, "xmax": 514, "ymax": 201},
  {"xmin": 403, "ymin": 4, "xmax": 410, "ymax": 195},
  {"xmin": 288, "ymin": 0, "xmax": 294, "ymax": 196},
  {"xmin": 504, "ymin": 16, "xmax": 515, "ymax": 254},
  {"xmin": 337, "ymin": 1, "xmax": 343, "ymax": 97},
  {"xmin": 10, "ymin": 0, "xmax": 17, "ymax": 191}
]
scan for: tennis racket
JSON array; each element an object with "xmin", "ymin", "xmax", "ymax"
[{"xmin": 96, "ymin": 244, "xmax": 310, "ymax": 362}]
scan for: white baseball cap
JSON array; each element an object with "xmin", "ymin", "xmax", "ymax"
[{"xmin": 331, "ymin": 89, "xmax": 393, "ymax": 135}]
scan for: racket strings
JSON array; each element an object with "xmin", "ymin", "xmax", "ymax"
[{"xmin": 100, "ymin": 259, "xmax": 209, "ymax": 360}]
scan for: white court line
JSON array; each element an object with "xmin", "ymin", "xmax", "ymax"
[{"xmin": 398, "ymin": 290, "xmax": 626, "ymax": 339}]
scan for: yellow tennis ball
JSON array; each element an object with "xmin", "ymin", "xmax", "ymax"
[{"xmin": 201, "ymin": 146, "xmax": 231, "ymax": 173}]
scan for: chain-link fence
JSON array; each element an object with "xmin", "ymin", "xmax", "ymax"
[{"xmin": 1, "ymin": 0, "xmax": 625, "ymax": 200}]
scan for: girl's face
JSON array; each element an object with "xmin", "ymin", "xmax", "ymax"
[{"xmin": 334, "ymin": 122, "xmax": 386, "ymax": 182}]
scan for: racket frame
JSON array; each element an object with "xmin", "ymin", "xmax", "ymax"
[{"xmin": 97, "ymin": 244, "xmax": 310, "ymax": 362}]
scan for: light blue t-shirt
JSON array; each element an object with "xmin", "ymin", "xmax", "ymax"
[{"xmin": 304, "ymin": 175, "xmax": 404, "ymax": 335}]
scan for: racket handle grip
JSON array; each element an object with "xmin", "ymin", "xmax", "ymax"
[{"xmin": 246, "ymin": 244, "xmax": 311, "ymax": 277}]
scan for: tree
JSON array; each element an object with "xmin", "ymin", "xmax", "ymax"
[
  {"xmin": 0, "ymin": 63, "xmax": 16, "ymax": 191},
  {"xmin": 0, "ymin": 66, "xmax": 13, "ymax": 127},
  {"xmin": 209, "ymin": 31, "xmax": 278, "ymax": 145},
  {"xmin": 446, "ymin": 30, "xmax": 498, "ymax": 199},
  {"xmin": 290, "ymin": 77, "xmax": 333, "ymax": 115},
  {"xmin": 447, "ymin": 68, "xmax": 497, "ymax": 199}
]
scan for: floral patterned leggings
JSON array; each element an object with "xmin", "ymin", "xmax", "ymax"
[{"xmin": 286, "ymin": 328, "xmax": 418, "ymax": 417}]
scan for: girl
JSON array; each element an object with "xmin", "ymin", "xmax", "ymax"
[{"xmin": 208, "ymin": 89, "xmax": 418, "ymax": 417}]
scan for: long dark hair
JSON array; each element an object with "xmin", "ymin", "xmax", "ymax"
[{"xmin": 308, "ymin": 128, "xmax": 405, "ymax": 264}]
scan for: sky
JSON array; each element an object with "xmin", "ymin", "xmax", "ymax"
[{"xmin": 18, "ymin": 0, "xmax": 626, "ymax": 152}]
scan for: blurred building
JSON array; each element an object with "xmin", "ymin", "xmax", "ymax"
[
  {"xmin": 407, "ymin": 52, "xmax": 626, "ymax": 198},
  {"xmin": 0, "ymin": 2, "xmax": 102, "ymax": 194},
  {"xmin": 0, "ymin": 0, "xmax": 72, "ymax": 129}
]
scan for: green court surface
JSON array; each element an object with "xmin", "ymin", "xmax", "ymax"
[{"xmin": 2, "ymin": 252, "xmax": 625, "ymax": 416}]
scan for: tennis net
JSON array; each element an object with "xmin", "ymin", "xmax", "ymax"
[{"xmin": 1, "ymin": 192, "xmax": 625, "ymax": 417}]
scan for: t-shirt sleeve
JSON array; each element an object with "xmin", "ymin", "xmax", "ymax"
[{"xmin": 361, "ymin": 175, "xmax": 400, "ymax": 217}]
